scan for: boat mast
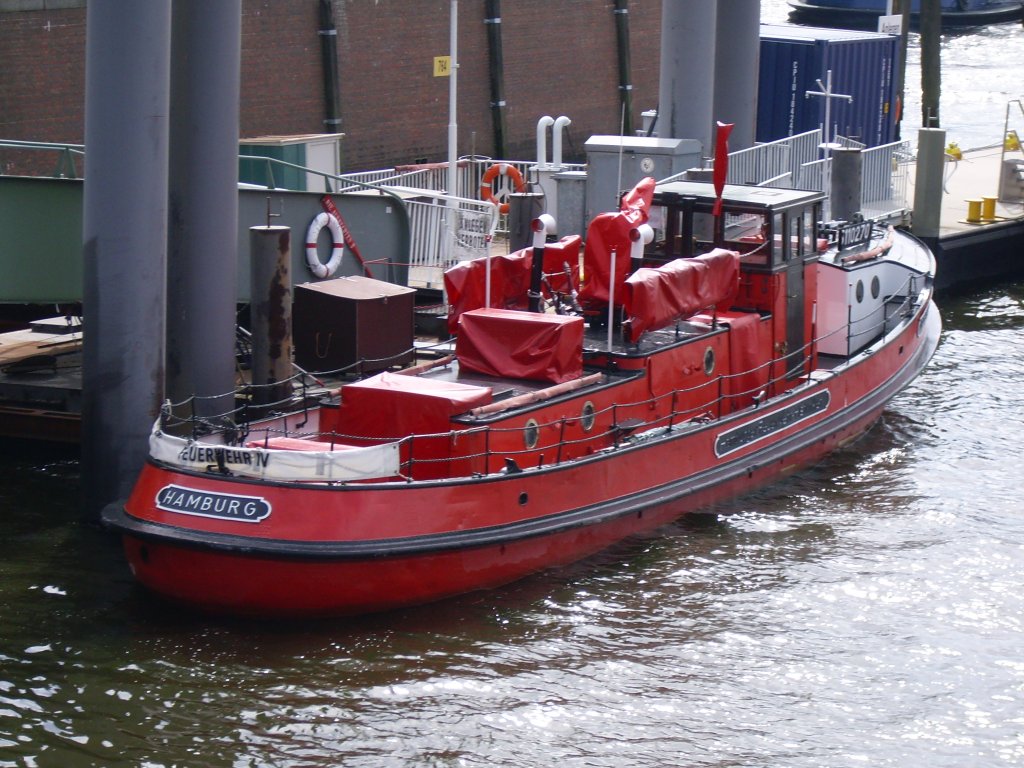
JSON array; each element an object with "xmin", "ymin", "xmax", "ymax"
[
  {"xmin": 447, "ymin": 0, "xmax": 459, "ymax": 271},
  {"xmin": 805, "ymin": 69, "xmax": 852, "ymax": 222}
]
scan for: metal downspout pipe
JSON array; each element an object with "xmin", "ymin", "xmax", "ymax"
[
  {"xmin": 319, "ymin": 0, "xmax": 342, "ymax": 135},
  {"xmin": 614, "ymin": 0, "xmax": 633, "ymax": 136},
  {"xmin": 485, "ymin": 0, "xmax": 508, "ymax": 159}
]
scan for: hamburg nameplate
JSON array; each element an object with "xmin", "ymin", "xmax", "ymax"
[
  {"xmin": 155, "ymin": 484, "xmax": 272, "ymax": 523},
  {"xmin": 714, "ymin": 390, "xmax": 830, "ymax": 458}
]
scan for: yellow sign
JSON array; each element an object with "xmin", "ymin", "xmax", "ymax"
[{"xmin": 433, "ymin": 56, "xmax": 451, "ymax": 77}]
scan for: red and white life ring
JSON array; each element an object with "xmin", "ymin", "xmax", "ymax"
[
  {"xmin": 480, "ymin": 163, "xmax": 526, "ymax": 215},
  {"xmin": 305, "ymin": 211, "xmax": 345, "ymax": 278}
]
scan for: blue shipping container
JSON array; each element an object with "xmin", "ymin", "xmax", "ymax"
[{"xmin": 757, "ymin": 24, "xmax": 899, "ymax": 147}]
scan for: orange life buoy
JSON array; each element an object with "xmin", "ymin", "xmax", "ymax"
[{"xmin": 480, "ymin": 163, "xmax": 526, "ymax": 214}]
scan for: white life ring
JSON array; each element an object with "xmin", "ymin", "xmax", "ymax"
[{"xmin": 305, "ymin": 211, "xmax": 345, "ymax": 278}]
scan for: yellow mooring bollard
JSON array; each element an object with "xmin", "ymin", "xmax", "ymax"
[
  {"xmin": 982, "ymin": 196, "xmax": 997, "ymax": 221},
  {"xmin": 965, "ymin": 199, "xmax": 983, "ymax": 223}
]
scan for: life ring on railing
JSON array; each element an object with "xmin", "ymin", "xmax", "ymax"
[
  {"xmin": 480, "ymin": 163, "xmax": 526, "ymax": 214},
  {"xmin": 305, "ymin": 211, "xmax": 345, "ymax": 278}
]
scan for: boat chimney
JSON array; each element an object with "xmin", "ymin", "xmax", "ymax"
[
  {"xmin": 629, "ymin": 224, "xmax": 654, "ymax": 273},
  {"xmin": 249, "ymin": 226, "xmax": 293, "ymax": 407},
  {"xmin": 528, "ymin": 214, "xmax": 556, "ymax": 312}
]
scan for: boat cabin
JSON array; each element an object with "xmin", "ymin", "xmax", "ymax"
[{"xmin": 640, "ymin": 181, "xmax": 826, "ymax": 375}]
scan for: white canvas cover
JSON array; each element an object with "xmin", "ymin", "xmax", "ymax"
[{"xmin": 148, "ymin": 422, "xmax": 401, "ymax": 483}]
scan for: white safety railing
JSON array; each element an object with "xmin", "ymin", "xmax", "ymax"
[
  {"xmin": 335, "ymin": 156, "xmax": 587, "ymax": 289},
  {"xmin": 861, "ymin": 140, "xmax": 912, "ymax": 220},
  {"xmin": 380, "ymin": 187, "xmax": 500, "ymax": 290},
  {"xmin": 725, "ymin": 129, "xmax": 823, "ymax": 187}
]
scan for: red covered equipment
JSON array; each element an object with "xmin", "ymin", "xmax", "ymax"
[
  {"xmin": 455, "ymin": 308, "xmax": 584, "ymax": 384},
  {"xmin": 578, "ymin": 177, "xmax": 655, "ymax": 307},
  {"xmin": 443, "ymin": 236, "xmax": 582, "ymax": 334},
  {"xmin": 622, "ymin": 248, "xmax": 740, "ymax": 342},
  {"xmin": 336, "ymin": 372, "xmax": 493, "ymax": 439}
]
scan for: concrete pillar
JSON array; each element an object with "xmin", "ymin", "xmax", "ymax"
[
  {"xmin": 249, "ymin": 227, "xmax": 293, "ymax": 407},
  {"xmin": 713, "ymin": 0, "xmax": 759, "ymax": 151},
  {"xmin": 912, "ymin": 127, "xmax": 946, "ymax": 239},
  {"xmin": 166, "ymin": 0, "xmax": 242, "ymax": 417},
  {"xmin": 658, "ymin": 0, "xmax": 717, "ymax": 156},
  {"xmin": 82, "ymin": 0, "xmax": 172, "ymax": 516}
]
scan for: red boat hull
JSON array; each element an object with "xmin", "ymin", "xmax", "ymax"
[{"xmin": 108, "ymin": 303, "xmax": 940, "ymax": 617}]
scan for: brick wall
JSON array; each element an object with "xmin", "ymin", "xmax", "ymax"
[
  {"xmin": 0, "ymin": 7, "xmax": 88, "ymax": 175},
  {"xmin": 0, "ymin": 0, "xmax": 662, "ymax": 175}
]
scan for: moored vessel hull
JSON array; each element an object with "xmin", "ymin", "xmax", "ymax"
[
  {"xmin": 788, "ymin": 0, "xmax": 1024, "ymax": 28},
  {"xmin": 104, "ymin": 177, "xmax": 942, "ymax": 617},
  {"xmin": 106, "ymin": 302, "xmax": 940, "ymax": 617}
]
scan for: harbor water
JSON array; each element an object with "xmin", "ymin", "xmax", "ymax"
[
  {"xmin": 4, "ymin": 286, "xmax": 1024, "ymax": 766},
  {"xmin": 4, "ymin": 4, "xmax": 1024, "ymax": 766}
]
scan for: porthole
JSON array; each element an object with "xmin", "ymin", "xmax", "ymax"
[
  {"xmin": 580, "ymin": 401, "xmax": 596, "ymax": 432},
  {"xmin": 855, "ymin": 280, "xmax": 865, "ymax": 303},
  {"xmin": 871, "ymin": 275, "xmax": 881, "ymax": 299},
  {"xmin": 523, "ymin": 419, "xmax": 540, "ymax": 450},
  {"xmin": 703, "ymin": 346, "xmax": 716, "ymax": 375}
]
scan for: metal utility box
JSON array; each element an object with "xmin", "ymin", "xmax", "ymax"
[
  {"xmin": 758, "ymin": 24, "xmax": 899, "ymax": 147},
  {"xmin": 293, "ymin": 276, "xmax": 415, "ymax": 374},
  {"xmin": 584, "ymin": 136, "xmax": 701, "ymax": 223}
]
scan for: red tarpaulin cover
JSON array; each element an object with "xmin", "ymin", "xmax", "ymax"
[
  {"xmin": 444, "ymin": 236, "xmax": 582, "ymax": 333},
  {"xmin": 621, "ymin": 248, "xmax": 740, "ymax": 342},
  {"xmin": 455, "ymin": 308, "xmax": 584, "ymax": 384},
  {"xmin": 336, "ymin": 371, "xmax": 493, "ymax": 438},
  {"xmin": 578, "ymin": 177, "xmax": 655, "ymax": 308}
]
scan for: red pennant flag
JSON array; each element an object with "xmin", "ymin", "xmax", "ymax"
[{"xmin": 712, "ymin": 121, "xmax": 734, "ymax": 217}]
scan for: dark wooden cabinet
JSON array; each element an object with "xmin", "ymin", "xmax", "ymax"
[{"xmin": 293, "ymin": 276, "xmax": 415, "ymax": 375}]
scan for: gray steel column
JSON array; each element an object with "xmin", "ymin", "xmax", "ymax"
[
  {"xmin": 713, "ymin": 0, "xmax": 759, "ymax": 151},
  {"xmin": 249, "ymin": 226, "xmax": 293, "ymax": 407},
  {"xmin": 166, "ymin": 0, "xmax": 242, "ymax": 417},
  {"xmin": 82, "ymin": 0, "xmax": 172, "ymax": 516},
  {"xmin": 657, "ymin": 0, "xmax": 716, "ymax": 156},
  {"xmin": 913, "ymin": 127, "xmax": 946, "ymax": 239}
]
